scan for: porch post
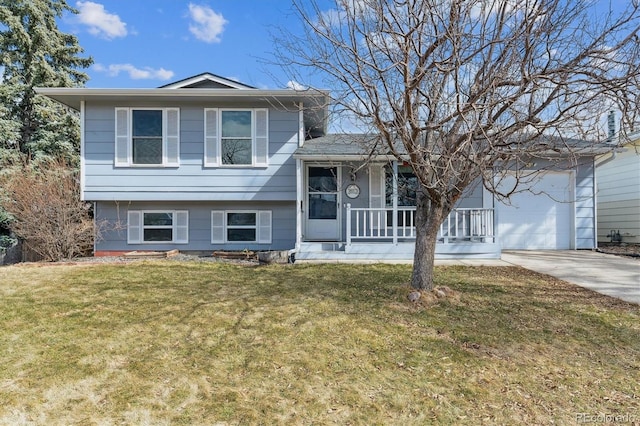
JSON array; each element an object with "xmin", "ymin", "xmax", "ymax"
[
  {"xmin": 295, "ymin": 159, "xmax": 303, "ymax": 250},
  {"xmin": 392, "ymin": 160, "xmax": 398, "ymax": 244},
  {"xmin": 346, "ymin": 203, "xmax": 352, "ymax": 246}
]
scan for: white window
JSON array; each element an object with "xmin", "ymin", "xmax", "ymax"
[
  {"xmin": 127, "ymin": 210, "xmax": 189, "ymax": 244},
  {"xmin": 204, "ymin": 108, "xmax": 268, "ymax": 167},
  {"xmin": 211, "ymin": 210, "xmax": 272, "ymax": 244},
  {"xmin": 115, "ymin": 108, "xmax": 180, "ymax": 167}
]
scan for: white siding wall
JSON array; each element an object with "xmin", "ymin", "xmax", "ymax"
[{"xmin": 597, "ymin": 144, "xmax": 640, "ymax": 244}]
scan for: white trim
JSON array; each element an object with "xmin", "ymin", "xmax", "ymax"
[
  {"xmin": 257, "ymin": 211, "xmax": 272, "ymax": 244},
  {"xmin": 160, "ymin": 73, "xmax": 255, "ymax": 90},
  {"xmin": 204, "ymin": 108, "xmax": 219, "ymax": 167},
  {"xmin": 295, "ymin": 159, "xmax": 303, "ymax": 250},
  {"xmin": 127, "ymin": 210, "xmax": 142, "ymax": 244},
  {"xmin": 304, "ymin": 163, "xmax": 342, "ymax": 241},
  {"xmin": 164, "ymin": 108, "xmax": 180, "ymax": 166},
  {"xmin": 35, "ymin": 87, "xmax": 329, "ymax": 111},
  {"xmin": 211, "ymin": 211, "xmax": 225, "ymax": 243},
  {"xmin": 254, "ymin": 108, "xmax": 269, "ymax": 167},
  {"xmin": 298, "ymin": 102, "xmax": 305, "ymax": 147},
  {"xmin": 368, "ymin": 164, "xmax": 385, "ymax": 208},
  {"xmin": 80, "ymin": 100, "xmax": 86, "ymax": 200}
]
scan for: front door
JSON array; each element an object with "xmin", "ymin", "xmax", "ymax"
[{"xmin": 305, "ymin": 165, "xmax": 341, "ymax": 241}]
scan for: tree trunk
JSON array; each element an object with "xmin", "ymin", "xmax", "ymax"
[{"xmin": 411, "ymin": 191, "xmax": 447, "ymax": 290}]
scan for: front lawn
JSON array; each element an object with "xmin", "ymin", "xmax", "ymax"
[{"xmin": 0, "ymin": 261, "xmax": 638, "ymax": 424}]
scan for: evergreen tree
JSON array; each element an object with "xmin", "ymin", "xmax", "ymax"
[{"xmin": 0, "ymin": 0, "xmax": 92, "ymax": 161}]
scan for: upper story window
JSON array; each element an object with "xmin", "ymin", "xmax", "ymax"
[
  {"xmin": 132, "ymin": 110, "xmax": 163, "ymax": 164},
  {"xmin": 204, "ymin": 108, "xmax": 268, "ymax": 168},
  {"xmin": 221, "ymin": 111, "xmax": 252, "ymax": 165},
  {"xmin": 115, "ymin": 108, "xmax": 180, "ymax": 167}
]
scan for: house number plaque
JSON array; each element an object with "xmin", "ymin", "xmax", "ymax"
[{"xmin": 345, "ymin": 184, "xmax": 360, "ymax": 199}]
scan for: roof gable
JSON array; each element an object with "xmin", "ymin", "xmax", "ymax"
[{"xmin": 159, "ymin": 72, "xmax": 256, "ymax": 89}]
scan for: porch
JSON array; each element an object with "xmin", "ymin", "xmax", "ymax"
[{"xmin": 295, "ymin": 206, "xmax": 500, "ymax": 262}]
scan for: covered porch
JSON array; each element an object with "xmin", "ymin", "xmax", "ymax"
[{"xmin": 292, "ymin": 135, "xmax": 500, "ymax": 262}]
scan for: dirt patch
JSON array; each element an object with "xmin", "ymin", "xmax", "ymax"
[{"xmin": 597, "ymin": 243, "xmax": 640, "ymax": 259}]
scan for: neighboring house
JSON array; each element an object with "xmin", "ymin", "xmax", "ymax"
[
  {"xmin": 37, "ymin": 73, "xmax": 610, "ymax": 261},
  {"xmin": 596, "ymin": 132, "xmax": 640, "ymax": 244}
]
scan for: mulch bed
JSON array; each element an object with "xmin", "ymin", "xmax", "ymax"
[{"xmin": 597, "ymin": 243, "xmax": 640, "ymax": 258}]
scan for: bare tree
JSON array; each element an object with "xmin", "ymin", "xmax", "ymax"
[{"xmin": 274, "ymin": 0, "xmax": 640, "ymax": 289}]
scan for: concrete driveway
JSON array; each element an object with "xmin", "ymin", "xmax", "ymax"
[{"xmin": 501, "ymin": 250, "xmax": 640, "ymax": 305}]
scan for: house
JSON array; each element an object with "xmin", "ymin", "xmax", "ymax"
[
  {"xmin": 36, "ymin": 73, "xmax": 609, "ymax": 261},
  {"xmin": 596, "ymin": 132, "xmax": 640, "ymax": 244}
]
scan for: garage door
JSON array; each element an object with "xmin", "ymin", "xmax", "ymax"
[{"xmin": 497, "ymin": 172, "xmax": 573, "ymax": 250}]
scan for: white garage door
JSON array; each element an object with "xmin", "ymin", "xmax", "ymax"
[{"xmin": 497, "ymin": 172, "xmax": 573, "ymax": 250}]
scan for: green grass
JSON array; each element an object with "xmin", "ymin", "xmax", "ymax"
[{"xmin": 0, "ymin": 261, "xmax": 638, "ymax": 425}]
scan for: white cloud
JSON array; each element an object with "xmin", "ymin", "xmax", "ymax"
[
  {"xmin": 286, "ymin": 80, "xmax": 307, "ymax": 90},
  {"xmin": 187, "ymin": 3, "xmax": 227, "ymax": 43},
  {"xmin": 76, "ymin": 1, "xmax": 127, "ymax": 39},
  {"xmin": 93, "ymin": 64, "xmax": 174, "ymax": 81}
]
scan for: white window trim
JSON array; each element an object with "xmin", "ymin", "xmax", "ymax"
[
  {"xmin": 204, "ymin": 108, "xmax": 269, "ymax": 168},
  {"xmin": 128, "ymin": 210, "xmax": 189, "ymax": 244},
  {"xmin": 211, "ymin": 210, "xmax": 272, "ymax": 244},
  {"xmin": 115, "ymin": 107, "xmax": 180, "ymax": 168}
]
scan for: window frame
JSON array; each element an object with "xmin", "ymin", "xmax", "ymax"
[
  {"xmin": 131, "ymin": 109, "xmax": 164, "ymax": 165},
  {"xmin": 220, "ymin": 109, "xmax": 254, "ymax": 167},
  {"xmin": 204, "ymin": 108, "xmax": 269, "ymax": 168},
  {"xmin": 225, "ymin": 210, "xmax": 258, "ymax": 242},
  {"xmin": 211, "ymin": 210, "xmax": 272, "ymax": 244},
  {"xmin": 127, "ymin": 210, "xmax": 189, "ymax": 244},
  {"xmin": 115, "ymin": 107, "xmax": 180, "ymax": 168}
]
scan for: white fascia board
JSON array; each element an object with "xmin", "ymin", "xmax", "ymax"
[{"xmin": 35, "ymin": 87, "xmax": 329, "ymax": 111}]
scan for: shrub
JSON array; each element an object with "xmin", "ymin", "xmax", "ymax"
[
  {"xmin": 0, "ymin": 158, "xmax": 107, "ymax": 261},
  {"xmin": 0, "ymin": 235, "xmax": 17, "ymax": 255}
]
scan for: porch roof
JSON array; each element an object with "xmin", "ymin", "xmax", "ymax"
[
  {"xmin": 294, "ymin": 134, "xmax": 400, "ymax": 160},
  {"xmin": 294, "ymin": 133, "xmax": 613, "ymax": 160}
]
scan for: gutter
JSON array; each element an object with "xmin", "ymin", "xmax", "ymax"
[{"xmin": 595, "ymin": 146, "xmax": 626, "ymax": 168}]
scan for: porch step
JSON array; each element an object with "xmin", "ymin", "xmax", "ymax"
[
  {"xmin": 299, "ymin": 242, "xmax": 345, "ymax": 252},
  {"xmin": 294, "ymin": 241, "xmax": 500, "ymax": 263}
]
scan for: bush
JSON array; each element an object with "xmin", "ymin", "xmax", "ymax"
[
  {"xmin": 0, "ymin": 158, "xmax": 104, "ymax": 261},
  {"xmin": 0, "ymin": 235, "xmax": 17, "ymax": 255}
]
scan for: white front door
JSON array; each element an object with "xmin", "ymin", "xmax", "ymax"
[{"xmin": 305, "ymin": 165, "xmax": 341, "ymax": 241}]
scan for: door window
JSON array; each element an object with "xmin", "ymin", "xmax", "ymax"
[{"xmin": 308, "ymin": 167, "xmax": 338, "ymax": 220}]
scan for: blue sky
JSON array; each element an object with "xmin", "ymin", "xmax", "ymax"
[
  {"xmin": 58, "ymin": 0, "xmax": 632, "ymax": 94},
  {"xmin": 60, "ymin": 1, "xmax": 323, "ymax": 89}
]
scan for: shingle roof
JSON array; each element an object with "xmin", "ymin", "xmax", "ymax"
[{"xmin": 294, "ymin": 133, "xmax": 614, "ymax": 159}]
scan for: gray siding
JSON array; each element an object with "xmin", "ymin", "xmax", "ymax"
[
  {"xmin": 95, "ymin": 200, "xmax": 296, "ymax": 252},
  {"xmin": 84, "ymin": 102, "xmax": 299, "ymax": 201}
]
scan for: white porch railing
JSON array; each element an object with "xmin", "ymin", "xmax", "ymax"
[{"xmin": 345, "ymin": 205, "xmax": 495, "ymax": 245}]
